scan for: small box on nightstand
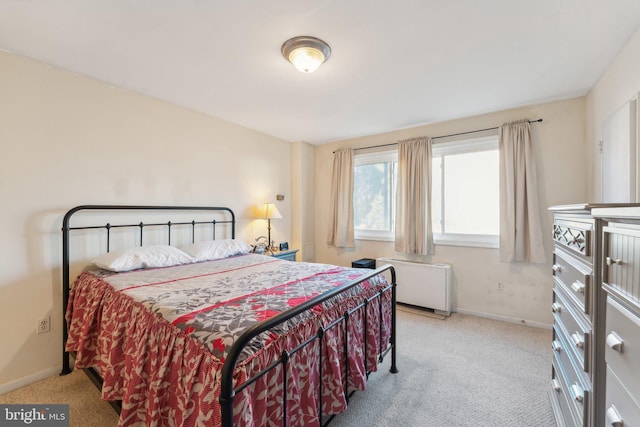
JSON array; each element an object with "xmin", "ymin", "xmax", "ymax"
[{"xmin": 352, "ymin": 258, "xmax": 376, "ymax": 269}]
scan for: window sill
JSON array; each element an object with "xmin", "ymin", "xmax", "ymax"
[
  {"xmin": 354, "ymin": 234, "xmax": 394, "ymax": 242},
  {"xmin": 355, "ymin": 234, "xmax": 499, "ymax": 248},
  {"xmin": 433, "ymin": 233, "xmax": 499, "ymax": 249}
]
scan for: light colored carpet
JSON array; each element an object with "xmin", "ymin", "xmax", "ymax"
[
  {"xmin": 332, "ymin": 310, "xmax": 555, "ymax": 427},
  {"xmin": 0, "ymin": 368, "xmax": 119, "ymax": 426},
  {"xmin": 0, "ymin": 310, "xmax": 554, "ymax": 426}
]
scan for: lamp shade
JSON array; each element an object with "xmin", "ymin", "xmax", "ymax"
[{"xmin": 258, "ymin": 203, "xmax": 282, "ymax": 220}]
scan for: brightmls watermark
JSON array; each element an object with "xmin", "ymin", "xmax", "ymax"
[{"xmin": 1, "ymin": 405, "xmax": 69, "ymax": 426}]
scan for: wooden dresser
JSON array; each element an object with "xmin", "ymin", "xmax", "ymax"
[
  {"xmin": 549, "ymin": 205, "xmax": 600, "ymax": 426},
  {"xmin": 549, "ymin": 204, "xmax": 640, "ymax": 426}
]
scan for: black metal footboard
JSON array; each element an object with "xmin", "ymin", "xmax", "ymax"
[{"xmin": 219, "ymin": 264, "xmax": 397, "ymax": 427}]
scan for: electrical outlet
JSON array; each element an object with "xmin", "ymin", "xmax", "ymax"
[{"xmin": 37, "ymin": 317, "xmax": 50, "ymax": 334}]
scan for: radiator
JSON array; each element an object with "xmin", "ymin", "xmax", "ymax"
[{"xmin": 376, "ymin": 257, "xmax": 452, "ymax": 316}]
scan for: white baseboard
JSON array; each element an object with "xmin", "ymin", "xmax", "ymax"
[
  {"xmin": 0, "ymin": 366, "xmax": 61, "ymax": 395},
  {"xmin": 454, "ymin": 307, "xmax": 552, "ymax": 330}
]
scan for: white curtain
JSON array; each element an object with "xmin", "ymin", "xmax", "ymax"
[
  {"xmin": 499, "ymin": 120, "xmax": 545, "ymax": 263},
  {"xmin": 395, "ymin": 137, "xmax": 434, "ymax": 255},
  {"xmin": 327, "ymin": 148, "xmax": 355, "ymax": 248}
]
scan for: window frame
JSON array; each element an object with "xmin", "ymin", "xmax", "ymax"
[
  {"xmin": 431, "ymin": 134, "xmax": 500, "ymax": 248},
  {"xmin": 353, "ymin": 150, "xmax": 398, "ymax": 242}
]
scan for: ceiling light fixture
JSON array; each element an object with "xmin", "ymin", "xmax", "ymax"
[{"xmin": 281, "ymin": 36, "xmax": 331, "ymax": 73}]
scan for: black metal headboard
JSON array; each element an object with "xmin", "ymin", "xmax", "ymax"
[{"xmin": 61, "ymin": 205, "xmax": 236, "ymax": 375}]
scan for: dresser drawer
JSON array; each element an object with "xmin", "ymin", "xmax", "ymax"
[
  {"xmin": 603, "ymin": 224, "xmax": 640, "ymax": 308},
  {"xmin": 605, "ymin": 296, "xmax": 640, "ymax": 407},
  {"xmin": 552, "ymin": 323, "xmax": 589, "ymax": 377},
  {"xmin": 606, "ymin": 365, "xmax": 640, "ymax": 427},
  {"xmin": 553, "ymin": 219, "xmax": 592, "ymax": 258},
  {"xmin": 553, "ymin": 286, "xmax": 591, "ymax": 373},
  {"xmin": 553, "ymin": 348, "xmax": 589, "ymax": 425},
  {"xmin": 550, "ymin": 359, "xmax": 580, "ymax": 427},
  {"xmin": 553, "ymin": 248, "xmax": 592, "ymax": 317}
]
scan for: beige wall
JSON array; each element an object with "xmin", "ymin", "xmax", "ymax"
[
  {"xmin": 0, "ymin": 52, "xmax": 292, "ymax": 391},
  {"xmin": 314, "ymin": 97, "xmax": 588, "ymax": 327},
  {"xmin": 586, "ymin": 26, "xmax": 640, "ymax": 200},
  {"xmin": 291, "ymin": 142, "xmax": 316, "ymax": 262}
]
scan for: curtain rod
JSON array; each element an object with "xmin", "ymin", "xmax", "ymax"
[{"xmin": 334, "ymin": 118, "xmax": 543, "ymax": 153}]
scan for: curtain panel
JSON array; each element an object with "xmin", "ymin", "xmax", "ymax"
[
  {"xmin": 499, "ymin": 120, "xmax": 545, "ymax": 263},
  {"xmin": 395, "ymin": 137, "xmax": 434, "ymax": 255},
  {"xmin": 327, "ymin": 148, "xmax": 355, "ymax": 248}
]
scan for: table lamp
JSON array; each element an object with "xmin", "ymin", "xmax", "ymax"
[{"xmin": 257, "ymin": 203, "xmax": 282, "ymax": 253}]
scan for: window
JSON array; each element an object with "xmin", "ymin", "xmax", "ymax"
[
  {"xmin": 431, "ymin": 135, "xmax": 499, "ymax": 247},
  {"xmin": 352, "ymin": 135, "xmax": 499, "ymax": 248},
  {"xmin": 353, "ymin": 150, "xmax": 397, "ymax": 241}
]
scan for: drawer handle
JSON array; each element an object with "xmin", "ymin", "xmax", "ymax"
[
  {"xmin": 606, "ymin": 332, "xmax": 624, "ymax": 353},
  {"xmin": 606, "ymin": 257, "xmax": 623, "ymax": 266},
  {"xmin": 571, "ymin": 281, "xmax": 586, "ymax": 294},
  {"xmin": 551, "ymin": 302, "xmax": 562, "ymax": 313},
  {"xmin": 552, "ymin": 264, "xmax": 562, "ymax": 273},
  {"xmin": 606, "ymin": 405, "xmax": 623, "ymax": 427},
  {"xmin": 552, "ymin": 340, "xmax": 562, "ymax": 352},
  {"xmin": 572, "ymin": 332, "xmax": 585, "ymax": 349},
  {"xmin": 570, "ymin": 383, "xmax": 584, "ymax": 404},
  {"xmin": 552, "ymin": 378, "xmax": 561, "ymax": 392}
]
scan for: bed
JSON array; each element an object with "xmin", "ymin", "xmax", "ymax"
[{"xmin": 61, "ymin": 205, "xmax": 397, "ymax": 426}]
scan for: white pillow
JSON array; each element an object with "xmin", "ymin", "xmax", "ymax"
[
  {"xmin": 93, "ymin": 245, "xmax": 194, "ymax": 272},
  {"xmin": 180, "ymin": 239, "xmax": 251, "ymax": 262}
]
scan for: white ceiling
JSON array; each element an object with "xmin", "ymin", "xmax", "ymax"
[{"xmin": 1, "ymin": 1, "xmax": 640, "ymax": 144}]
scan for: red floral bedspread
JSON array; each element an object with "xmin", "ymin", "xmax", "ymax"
[{"xmin": 66, "ymin": 254, "xmax": 392, "ymax": 426}]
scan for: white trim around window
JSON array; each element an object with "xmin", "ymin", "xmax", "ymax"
[
  {"xmin": 353, "ymin": 150, "xmax": 397, "ymax": 242},
  {"xmin": 434, "ymin": 233, "xmax": 499, "ymax": 248},
  {"xmin": 431, "ymin": 134, "xmax": 500, "ymax": 249}
]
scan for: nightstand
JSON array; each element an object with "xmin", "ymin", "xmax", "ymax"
[{"xmin": 270, "ymin": 249, "xmax": 299, "ymax": 261}]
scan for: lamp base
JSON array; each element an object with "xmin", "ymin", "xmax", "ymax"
[{"xmin": 267, "ymin": 219, "xmax": 275, "ymax": 255}]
